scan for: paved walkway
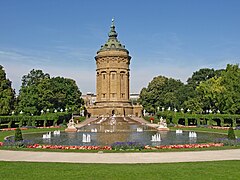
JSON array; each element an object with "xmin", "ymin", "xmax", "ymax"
[{"xmin": 1, "ymin": 149, "xmax": 240, "ymax": 164}]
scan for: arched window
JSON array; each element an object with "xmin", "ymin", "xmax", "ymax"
[{"xmin": 101, "ymin": 71, "xmax": 106, "ymax": 80}]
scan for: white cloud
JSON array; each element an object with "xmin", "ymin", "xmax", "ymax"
[
  {"xmin": 1, "ymin": 44, "xmax": 239, "ymax": 96},
  {"xmin": 0, "ymin": 47, "xmax": 96, "ymax": 94}
]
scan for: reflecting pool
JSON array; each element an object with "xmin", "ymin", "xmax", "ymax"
[{"xmin": 23, "ymin": 117, "xmax": 226, "ymax": 146}]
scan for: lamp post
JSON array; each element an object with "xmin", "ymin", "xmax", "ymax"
[
  {"xmin": 180, "ymin": 108, "xmax": 184, "ymax": 113},
  {"xmin": 46, "ymin": 109, "xmax": 49, "ymax": 113},
  {"xmin": 20, "ymin": 110, "xmax": 23, "ymax": 115},
  {"xmin": 60, "ymin": 109, "xmax": 63, "ymax": 112},
  {"xmin": 41, "ymin": 110, "xmax": 44, "ymax": 114},
  {"xmin": 54, "ymin": 109, "xmax": 57, "ymax": 113},
  {"xmin": 187, "ymin": 109, "xmax": 190, "ymax": 113},
  {"xmin": 167, "ymin": 107, "xmax": 171, "ymax": 111},
  {"xmin": 11, "ymin": 111, "xmax": 14, "ymax": 115},
  {"xmin": 162, "ymin": 107, "xmax": 165, "ymax": 112},
  {"xmin": 174, "ymin": 108, "xmax": 178, "ymax": 113}
]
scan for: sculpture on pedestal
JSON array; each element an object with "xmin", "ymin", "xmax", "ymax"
[{"xmin": 65, "ymin": 117, "xmax": 78, "ymax": 132}]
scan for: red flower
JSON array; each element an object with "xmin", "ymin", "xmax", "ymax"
[{"xmin": 149, "ymin": 117, "xmax": 154, "ymax": 121}]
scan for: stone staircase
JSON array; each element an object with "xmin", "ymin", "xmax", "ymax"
[{"xmin": 75, "ymin": 117, "xmax": 99, "ymax": 128}]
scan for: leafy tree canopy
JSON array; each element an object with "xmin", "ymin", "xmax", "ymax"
[
  {"xmin": 140, "ymin": 64, "xmax": 240, "ymax": 115},
  {"xmin": 0, "ymin": 65, "xmax": 15, "ymax": 115},
  {"xmin": 187, "ymin": 68, "xmax": 223, "ymax": 88},
  {"xmin": 17, "ymin": 69, "xmax": 84, "ymax": 115},
  {"xmin": 139, "ymin": 76, "xmax": 184, "ymax": 113}
]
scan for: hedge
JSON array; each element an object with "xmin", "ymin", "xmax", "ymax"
[
  {"xmin": 0, "ymin": 113, "xmax": 73, "ymax": 128},
  {"xmin": 152, "ymin": 112, "xmax": 240, "ymax": 127}
]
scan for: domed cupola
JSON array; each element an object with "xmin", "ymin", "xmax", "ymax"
[{"xmin": 98, "ymin": 18, "xmax": 129, "ymax": 54}]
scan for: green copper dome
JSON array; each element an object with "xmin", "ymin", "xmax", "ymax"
[{"xmin": 98, "ymin": 19, "xmax": 129, "ymax": 53}]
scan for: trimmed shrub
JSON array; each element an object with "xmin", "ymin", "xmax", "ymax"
[
  {"xmin": 27, "ymin": 119, "xmax": 32, "ymax": 126},
  {"xmin": 62, "ymin": 120, "xmax": 67, "ymax": 127},
  {"xmin": 228, "ymin": 127, "xmax": 236, "ymax": 140},
  {"xmin": 14, "ymin": 127, "xmax": 23, "ymax": 142}
]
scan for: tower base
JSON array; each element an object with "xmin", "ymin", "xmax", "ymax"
[{"xmin": 86, "ymin": 102, "xmax": 142, "ymax": 117}]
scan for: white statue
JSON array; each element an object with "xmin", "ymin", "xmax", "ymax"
[
  {"xmin": 67, "ymin": 118, "xmax": 76, "ymax": 128},
  {"xmin": 65, "ymin": 117, "xmax": 77, "ymax": 132},
  {"xmin": 157, "ymin": 117, "xmax": 169, "ymax": 131},
  {"xmin": 159, "ymin": 117, "xmax": 167, "ymax": 128}
]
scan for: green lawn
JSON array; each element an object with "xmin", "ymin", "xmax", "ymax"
[
  {"xmin": 0, "ymin": 127, "xmax": 64, "ymax": 141},
  {"xmin": 0, "ymin": 160, "xmax": 239, "ymax": 180},
  {"xmin": 170, "ymin": 126, "xmax": 240, "ymax": 137}
]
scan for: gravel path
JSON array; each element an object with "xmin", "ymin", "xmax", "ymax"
[{"xmin": 1, "ymin": 149, "xmax": 240, "ymax": 164}]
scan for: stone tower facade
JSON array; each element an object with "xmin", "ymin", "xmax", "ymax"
[{"xmin": 86, "ymin": 20, "xmax": 142, "ymax": 117}]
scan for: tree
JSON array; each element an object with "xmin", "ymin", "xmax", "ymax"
[
  {"xmin": 21, "ymin": 69, "xmax": 50, "ymax": 87},
  {"xmin": 0, "ymin": 65, "xmax": 15, "ymax": 115},
  {"xmin": 139, "ymin": 76, "xmax": 184, "ymax": 113},
  {"xmin": 17, "ymin": 69, "xmax": 52, "ymax": 115},
  {"xmin": 220, "ymin": 64, "xmax": 240, "ymax": 114},
  {"xmin": 228, "ymin": 127, "xmax": 236, "ymax": 140},
  {"xmin": 17, "ymin": 69, "xmax": 84, "ymax": 115},
  {"xmin": 186, "ymin": 68, "xmax": 222, "ymax": 95},
  {"xmin": 183, "ymin": 97, "xmax": 204, "ymax": 113},
  {"xmin": 14, "ymin": 127, "xmax": 23, "ymax": 142},
  {"xmin": 195, "ymin": 64, "xmax": 240, "ymax": 114},
  {"xmin": 187, "ymin": 68, "xmax": 222, "ymax": 88},
  {"xmin": 50, "ymin": 77, "xmax": 84, "ymax": 111},
  {"xmin": 196, "ymin": 76, "xmax": 226, "ymax": 113}
]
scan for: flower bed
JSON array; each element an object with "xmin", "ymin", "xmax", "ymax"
[
  {"xmin": 0, "ymin": 128, "xmax": 28, "ymax": 131},
  {"xmin": 0, "ymin": 141, "xmax": 224, "ymax": 151},
  {"xmin": 210, "ymin": 126, "xmax": 229, "ymax": 130},
  {"xmin": 144, "ymin": 143, "xmax": 224, "ymax": 150},
  {"xmin": 26, "ymin": 144, "xmax": 112, "ymax": 150}
]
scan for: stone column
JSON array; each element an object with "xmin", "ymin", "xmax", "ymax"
[
  {"xmin": 107, "ymin": 70, "xmax": 110, "ymax": 101},
  {"xmin": 117, "ymin": 70, "xmax": 121, "ymax": 100}
]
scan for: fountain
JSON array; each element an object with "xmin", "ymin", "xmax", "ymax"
[
  {"xmin": 82, "ymin": 133, "xmax": 91, "ymax": 143},
  {"xmin": 91, "ymin": 128, "xmax": 98, "ymax": 132},
  {"xmin": 53, "ymin": 130, "xmax": 61, "ymax": 135},
  {"xmin": 151, "ymin": 133, "xmax": 161, "ymax": 142},
  {"xmin": 24, "ymin": 117, "xmax": 226, "ymax": 146},
  {"xmin": 189, "ymin": 131, "xmax": 197, "ymax": 138},
  {"xmin": 43, "ymin": 132, "xmax": 51, "ymax": 139},
  {"xmin": 176, "ymin": 129, "xmax": 183, "ymax": 134}
]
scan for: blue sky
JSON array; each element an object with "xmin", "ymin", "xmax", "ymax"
[{"xmin": 0, "ymin": 0, "xmax": 240, "ymax": 94}]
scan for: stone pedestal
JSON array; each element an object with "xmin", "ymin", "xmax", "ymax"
[
  {"xmin": 65, "ymin": 127, "xmax": 77, "ymax": 132},
  {"xmin": 65, "ymin": 118, "xmax": 78, "ymax": 132},
  {"xmin": 157, "ymin": 127, "xmax": 170, "ymax": 131}
]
